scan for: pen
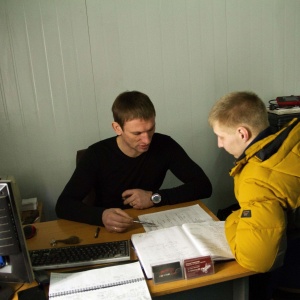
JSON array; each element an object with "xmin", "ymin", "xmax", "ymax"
[
  {"xmin": 94, "ymin": 227, "xmax": 100, "ymax": 238},
  {"xmin": 133, "ymin": 220, "xmax": 157, "ymax": 226}
]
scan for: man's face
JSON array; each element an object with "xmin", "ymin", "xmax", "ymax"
[
  {"xmin": 115, "ymin": 117, "xmax": 156, "ymax": 157},
  {"xmin": 212, "ymin": 121, "xmax": 246, "ymax": 159}
]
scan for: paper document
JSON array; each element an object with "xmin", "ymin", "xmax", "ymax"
[
  {"xmin": 138, "ymin": 204, "xmax": 214, "ymax": 232},
  {"xmin": 48, "ymin": 261, "xmax": 151, "ymax": 300},
  {"xmin": 131, "ymin": 221, "xmax": 234, "ymax": 279}
]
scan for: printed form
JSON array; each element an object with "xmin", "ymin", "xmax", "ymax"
[{"xmin": 138, "ymin": 204, "xmax": 214, "ymax": 232}]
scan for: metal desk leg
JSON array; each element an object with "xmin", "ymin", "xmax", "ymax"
[{"xmin": 233, "ymin": 277, "xmax": 249, "ymax": 300}]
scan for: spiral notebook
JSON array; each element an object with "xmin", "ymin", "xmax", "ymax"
[{"xmin": 48, "ymin": 261, "xmax": 151, "ymax": 300}]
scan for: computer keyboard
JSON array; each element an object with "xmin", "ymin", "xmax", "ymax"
[{"xmin": 29, "ymin": 240, "xmax": 130, "ymax": 270}]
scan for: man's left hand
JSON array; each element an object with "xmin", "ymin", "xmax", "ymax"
[{"xmin": 122, "ymin": 189, "xmax": 154, "ymax": 209}]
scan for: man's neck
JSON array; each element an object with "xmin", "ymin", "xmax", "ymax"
[{"xmin": 116, "ymin": 136, "xmax": 141, "ymax": 158}]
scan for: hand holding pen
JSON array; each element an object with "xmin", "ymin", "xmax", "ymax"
[
  {"xmin": 102, "ymin": 208, "xmax": 157, "ymax": 232},
  {"xmin": 102, "ymin": 208, "xmax": 134, "ymax": 233}
]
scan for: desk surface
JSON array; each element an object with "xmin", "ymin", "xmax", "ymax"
[{"xmin": 14, "ymin": 200, "xmax": 255, "ymax": 299}]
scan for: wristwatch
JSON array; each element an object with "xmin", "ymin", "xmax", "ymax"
[{"xmin": 151, "ymin": 193, "xmax": 161, "ymax": 204}]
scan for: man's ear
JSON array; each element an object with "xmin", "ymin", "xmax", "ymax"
[
  {"xmin": 237, "ymin": 126, "xmax": 251, "ymax": 142},
  {"xmin": 112, "ymin": 122, "xmax": 122, "ymax": 135}
]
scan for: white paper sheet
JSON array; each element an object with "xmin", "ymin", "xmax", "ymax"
[{"xmin": 138, "ymin": 204, "xmax": 213, "ymax": 232}]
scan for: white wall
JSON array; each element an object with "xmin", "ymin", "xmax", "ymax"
[{"xmin": 1, "ymin": 0, "xmax": 300, "ymax": 221}]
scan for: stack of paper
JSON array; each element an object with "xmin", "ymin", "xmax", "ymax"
[{"xmin": 21, "ymin": 197, "xmax": 37, "ymax": 211}]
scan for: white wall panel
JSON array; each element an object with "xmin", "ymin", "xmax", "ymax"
[
  {"xmin": 0, "ymin": 0, "xmax": 98, "ymax": 219},
  {"xmin": 1, "ymin": 0, "xmax": 300, "ymax": 220}
]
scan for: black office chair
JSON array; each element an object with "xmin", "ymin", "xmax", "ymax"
[
  {"xmin": 249, "ymin": 233, "xmax": 300, "ymax": 300},
  {"xmin": 271, "ymin": 236, "xmax": 300, "ymax": 300},
  {"xmin": 76, "ymin": 149, "xmax": 96, "ymax": 206}
]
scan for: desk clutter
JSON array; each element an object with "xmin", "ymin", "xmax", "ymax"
[
  {"xmin": 42, "ymin": 203, "xmax": 232, "ymax": 295},
  {"xmin": 21, "ymin": 198, "xmax": 42, "ymax": 225},
  {"xmin": 151, "ymin": 255, "xmax": 215, "ymax": 284},
  {"xmin": 267, "ymin": 105, "xmax": 300, "ymax": 132},
  {"xmin": 17, "ymin": 202, "xmax": 240, "ymax": 300},
  {"xmin": 21, "ymin": 197, "xmax": 38, "ymax": 211}
]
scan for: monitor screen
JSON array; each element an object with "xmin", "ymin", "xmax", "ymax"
[{"xmin": 0, "ymin": 181, "xmax": 34, "ymax": 299}]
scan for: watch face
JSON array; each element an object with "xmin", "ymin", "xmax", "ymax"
[{"xmin": 152, "ymin": 193, "xmax": 161, "ymax": 204}]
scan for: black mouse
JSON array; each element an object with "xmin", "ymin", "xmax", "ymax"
[{"xmin": 23, "ymin": 224, "xmax": 37, "ymax": 239}]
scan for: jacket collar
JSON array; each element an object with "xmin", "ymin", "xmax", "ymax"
[
  {"xmin": 230, "ymin": 118, "xmax": 300, "ymax": 176},
  {"xmin": 236, "ymin": 126, "xmax": 273, "ymax": 162}
]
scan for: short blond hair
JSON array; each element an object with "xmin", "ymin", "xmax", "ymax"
[{"xmin": 208, "ymin": 91, "xmax": 269, "ymax": 134}]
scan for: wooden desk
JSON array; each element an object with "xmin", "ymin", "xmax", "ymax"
[{"xmin": 14, "ymin": 200, "xmax": 255, "ymax": 299}]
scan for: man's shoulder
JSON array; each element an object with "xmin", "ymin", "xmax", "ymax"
[
  {"xmin": 152, "ymin": 133, "xmax": 181, "ymax": 149},
  {"xmin": 87, "ymin": 137, "xmax": 116, "ymax": 153},
  {"xmin": 153, "ymin": 132, "xmax": 172, "ymax": 141},
  {"xmin": 90, "ymin": 136, "xmax": 115, "ymax": 146}
]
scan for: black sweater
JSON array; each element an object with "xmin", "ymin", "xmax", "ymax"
[{"xmin": 55, "ymin": 133, "xmax": 212, "ymax": 225}]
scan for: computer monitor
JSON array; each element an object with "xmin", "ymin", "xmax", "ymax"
[
  {"xmin": 0, "ymin": 180, "xmax": 34, "ymax": 300},
  {"xmin": 0, "ymin": 176, "xmax": 22, "ymax": 212}
]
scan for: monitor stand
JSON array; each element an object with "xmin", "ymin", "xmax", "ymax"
[{"xmin": 0, "ymin": 283, "xmax": 14, "ymax": 300}]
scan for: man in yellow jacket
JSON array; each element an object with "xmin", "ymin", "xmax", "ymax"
[{"xmin": 208, "ymin": 91, "xmax": 300, "ymax": 299}]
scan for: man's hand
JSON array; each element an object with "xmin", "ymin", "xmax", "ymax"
[
  {"xmin": 102, "ymin": 208, "xmax": 133, "ymax": 232},
  {"xmin": 122, "ymin": 189, "xmax": 154, "ymax": 209}
]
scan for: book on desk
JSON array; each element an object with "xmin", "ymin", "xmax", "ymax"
[
  {"xmin": 48, "ymin": 261, "xmax": 151, "ymax": 299},
  {"xmin": 131, "ymin": 207, "xmax": 234, "ymax": 279}
]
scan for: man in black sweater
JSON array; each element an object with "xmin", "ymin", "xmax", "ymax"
[{"xmin": 56, "ymin": 91, "xmax": 212, "ymax": 232}]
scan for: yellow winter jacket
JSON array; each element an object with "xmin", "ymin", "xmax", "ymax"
[{"xmin": 226, "ymin": 118, "xmax": 300, "ymax": 273}]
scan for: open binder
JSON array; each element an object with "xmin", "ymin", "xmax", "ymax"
[{"xmin": 131, "ymin": 221, "xmax": 234, "ymax": 279}]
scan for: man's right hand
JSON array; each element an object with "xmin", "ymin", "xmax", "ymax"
[{"xmin": 102, "ymin": 208, "xmax": 133, "ymax": 232}]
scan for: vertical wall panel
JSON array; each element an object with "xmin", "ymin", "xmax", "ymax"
[
  {"xmin": 0, "ymin": 1, "xmax": 33, "ymax": 176},
  {"xmin": 0, "ymin": 0, "xmax": 97, "ymax": 219},
  {"xmin": 283, "ymin": 0, "xmax": 299, "ymax": 93},
  {"xmin": 260, "ymin": 1, "xmax": 275, "ymax": 96},
  {"xmin": 212, "ymin": 0, "xmax": 228, "ymax": 96},
  {"xmin": 86, "ymin": 0, "xmax": 124, "ymax": 137}
]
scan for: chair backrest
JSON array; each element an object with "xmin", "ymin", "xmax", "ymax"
[
  {"xmin": 76, "ymin": 149, "xmax": 87, "ymax": 165},
  {"xmin": 76, "ymin": 149, "xmax": 96, "ymax": 206}
]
